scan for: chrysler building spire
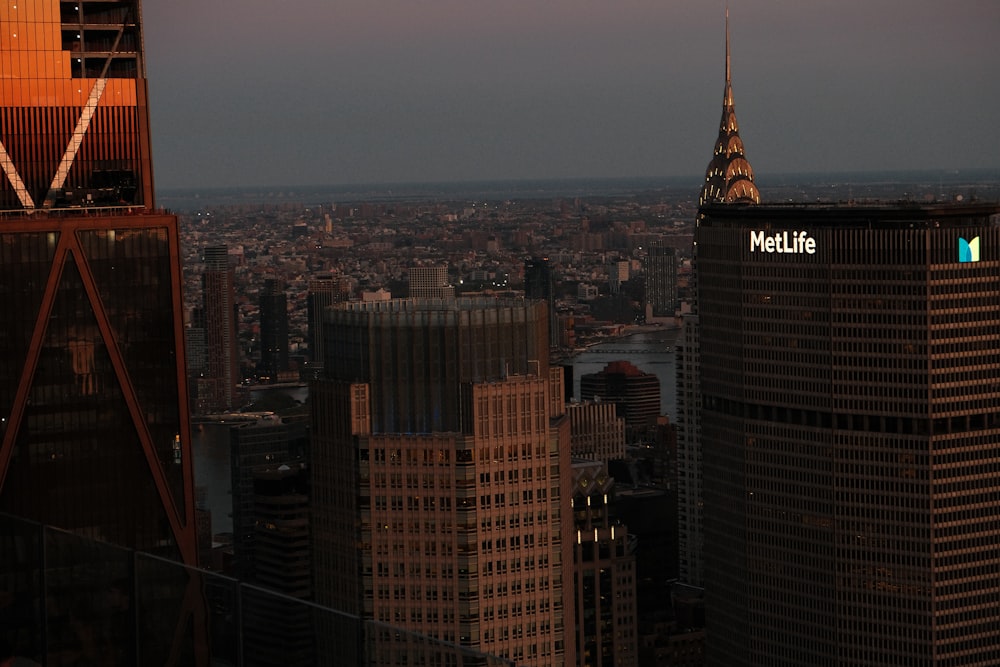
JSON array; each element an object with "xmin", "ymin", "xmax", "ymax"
[{"xmin": 699, "ymin": 7, "xmax": 760, "ymax": 206}]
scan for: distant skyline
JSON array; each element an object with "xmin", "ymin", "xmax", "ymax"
[{"xmin": 143, "ymin": 1, "xmax": 1000, "ymax": 190}]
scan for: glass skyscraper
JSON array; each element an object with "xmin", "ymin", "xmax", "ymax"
[{"xmin": 0, "ymin": 0, "xmax": 196, "ymax": 563}]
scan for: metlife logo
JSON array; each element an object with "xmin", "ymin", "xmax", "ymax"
[
  {"xmin": 749, "ymin": 230, "xmax": 817, "ymax": 255},
  {"xmin": 958, "ymin": 236, "xmax": 980, "ymax": 263}
]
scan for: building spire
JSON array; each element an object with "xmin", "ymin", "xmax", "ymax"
[
  {"xmin": 699, "ymin": 5, "xmax": 760, "ymax": 207},
  {"xmin": 725, "ymin": 5, "xmax": 731, "ymax": 86}
]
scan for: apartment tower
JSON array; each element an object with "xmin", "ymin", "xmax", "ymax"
[
  {"xmin": 259, "ymin": 277, "xmax": 289, "ymax": 381},
  {"xmin": 311, "ymin": 298, "xmax": 575, "ymax": 667},
  {"xmin": 408, "ymin": 264, "xmax": 454, "ymax": 299},
  {"xmin": 644, "ymin": 243, "xmax": 678, "ymax": 318},
  {"xmin": 698, "ymin": 203, "xmax": 1000, "ymax": 666},
  {"xmin": 201, "ymin": 244, "xmax": 240, "ymax": 412},
  {"xmin": 0, "ymin": 0, "xmax": 196, "ymax": 563}
]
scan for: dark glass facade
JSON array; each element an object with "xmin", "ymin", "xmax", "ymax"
[
  {"xmin": 0, "ymin": 215, "xmax": 196, "ymax": 562},
  {"xmin": 258, "ymin": 278, "xmax": 289, "ymax": 379},
  {"xmin": 697, "ymin": 203, "xmax": 1000, "ymax": 666},
  {"xmin": 1, "ymin": 1, "xmax": 196, "ymax": 564}
]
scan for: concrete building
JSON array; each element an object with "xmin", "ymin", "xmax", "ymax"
[
  {"xmin": 311, "ymin": 298, "xmax": 575, "ymax": 667},
  {"xmin": 674, "ymin": 315, "xmax": 703, "ymax": 587},
  {"xmin": 408, "ymin": 264, "xmax": 455, "ymax": 299},
  {"xmin": 567, "ymin": 401, "xmax": 626, "ymax": 463},
  {"xmin": 201, "ymin": 245, "xmax": 241, "ymax": 412},
  {"xmin": 644, "ymin": 243, "xmax": 677, "ymax": 318},
  {"xmin": 580, "ymin": 361, "xmax": 661, "ymax": 440}
]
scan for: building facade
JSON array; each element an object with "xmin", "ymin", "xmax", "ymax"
[
  {"xmin": 200, "ymin": 244, "xmax": 240, "ymax": 413},
  {"xmin": 525, "ymin": 257, "xmax": 560, "ymax": 348},
  {"xmin": 644, "ymin": 244, "xmax": 678, "ymax": 318},
  {"xmin": 698, "ymin": 203, "xmax": 1000, "ymax": 666},
  {"xmin": 674, "ymin": 315, "xmax": 703, "ymax": 586},
  {"xmin": 580, "ymin": 361, "xmax": 661, "ymax": 440},
  {"xmin": 230, "ymin": 416, "xmax": 308, "ymax": 581},
  {"xmin": 0, "ymin": 0, "xmax": 196, "ymax": 563},
  {"xmin": 306, "ymin": 273, "xmax": 349, "ymax": 366},
  {"xmin": 408, "ymin": 264, "xmax": 455, "ymax": 299},
  {"xmin": 258, "ymin": 278, "xmax": 289, "ymax": 381},
  {"xmin": 570, "ymin": 460, "xmax": 638, "ymax": 667},
  {"xmin": 311, "ymin": 298, "xmax": 575, "ymax": 667},
  {"xmin": 567, "ymin": 400, "xmax": 626, "ymax": 463}
]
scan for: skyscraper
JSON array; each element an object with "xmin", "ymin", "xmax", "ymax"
[
  {"xmin": 698, "ymin": 202, "xmax": 1000, "ymax": 666},
  {"xmin": 230, "ymin": 416, "xmax": 308, "ymax": 581},
  {"xmin": 677, "ymin": 7, "xmax": 758, "ymax": 588},
  {"xmin": 0, "ymin": 0, "xmax": 196, "ymax": 563},
  {"xmin": 570, "ymin": 459, "xmax": 638, "ymax": 667},
  {"xmin": 644, "ymin": 243, "xmax": 677, "ymax": 318},
  {"xmin": 258, "ymin": 277, "xmax": 289, "ymax": 382},
  {"xmin": 580, "ymin": 361, "xmax": 661, "ymax": 440},
  {"xmin": 674, "ymin": 314, "xmax": 703, "ymax": 586},
  {"xmin": 698, "ymin": 8, "xmax": 759, "ymax": 208},
  {"xmin": 525, "ymin": 257, "xmax": 560, "ymax": 347},
  {"xmin": 311, "ymin": 297, "xmax": 575, "ymax": 667},
  {"xmin": 306, "ymin": 273, "xmax": 348, "ymax": 366},
  {"xmin": 201, "ymin": 244, "xmax": 240, "ymax": 412}
]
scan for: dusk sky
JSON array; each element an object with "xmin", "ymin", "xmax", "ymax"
[{"xmin": 142, "ymin": 0, "xmax": 1000, "ymax": 190}]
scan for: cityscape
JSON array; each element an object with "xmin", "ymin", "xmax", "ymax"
[{"xmin": 2, "ymin": 2, "xmax": 1000, "ymax": 667}]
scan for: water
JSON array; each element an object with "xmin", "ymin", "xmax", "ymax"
[{"xmin": 568, "ymin": 327, "xmax": 679, "ymax": 419}]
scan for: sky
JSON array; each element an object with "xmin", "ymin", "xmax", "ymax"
[{"xmin": 142, "ymin": 0, "xmax": 1000, "ymax": 190}]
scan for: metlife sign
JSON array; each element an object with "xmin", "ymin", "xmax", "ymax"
[{"xmin": 749, "ymin": 230, "xmax": 817, "ymax": 255}]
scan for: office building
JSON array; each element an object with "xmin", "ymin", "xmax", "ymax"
[
  {"xmin": 0, "ymin": 0, "xmax": 196, "ymax": 563},
  {"xmin": 259, "ymin": 278, "xmax": 289, "ymax": 381},
  {"xmin": 306, "ymin": 273, "xmax": 349, "ymax": 365},
  {"xmin": 608, "ymin": 260, "xmax": 630, "ymax": 295},
  {"xmin": 674, "ymin": 315, "xmax": 703, "ymax": 586},
  {"xmin": 698, "ymin": 202, "xmax": 1000, "ymax": 666},
  {"xmin": 567, "ymin": 400, "xmax": 626, "ymax": 463},
  {"xmin": 570, "ymin": 459, "xmax": 638, "ymax": 667},
  {"xmin": 200, "ymin": 244, "xmax": 240, "ymax": 413},
  {"xmin": 311, "ymin": 298, "xmax": 575, "ymax": 667},
  {"xmin": 580, "ymin": 362, "xmax": 661, "ymax": 439},
  {"xmin": 644, "ymin": 243, "xmax": 678, "ymax": 318},
  {"xmin": 525, "ymin": 257, "xmax": 560, "ymax": 347},
  {"xmin": 243, "ymin": 462, "xmax": 313, "ymax": 667},
  {"xmin": 230, "ymin": 416, "xmax": 308, "ymax": 581},
  {"xmin": 408, "ymin": 264, "xmax": 454, "ymax": 299}
]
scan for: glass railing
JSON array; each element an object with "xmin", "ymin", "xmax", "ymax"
[{"xmin": 0, "ymin": 513, "xmax": 511, "ymax": 667}]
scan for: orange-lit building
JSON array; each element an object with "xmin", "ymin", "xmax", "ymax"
[
  {"xmin": 312, "ymin": 298, "xmax": 576, "ymax": 667},
  {"xmin": 0, "ymin": 0, "xmax": 196, "ymax": 564}
]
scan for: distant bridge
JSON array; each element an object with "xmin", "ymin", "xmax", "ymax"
[{"xmin": 581, "ymin": 347, "xmax": 672, "ymax": 355}]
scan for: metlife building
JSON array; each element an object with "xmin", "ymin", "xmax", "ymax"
[{"xmin": 695, "ymin": 202, "xmax": 1000, "ymax": 667}]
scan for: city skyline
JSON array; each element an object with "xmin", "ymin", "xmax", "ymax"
[{"xmin": 142, "ymin": 0, "xmax": 1000, "ymax": 190}]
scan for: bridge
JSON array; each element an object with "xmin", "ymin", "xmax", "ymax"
[{"xmin": 581, "ymin": 347, "xmax": 672, "ymax": 355}]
